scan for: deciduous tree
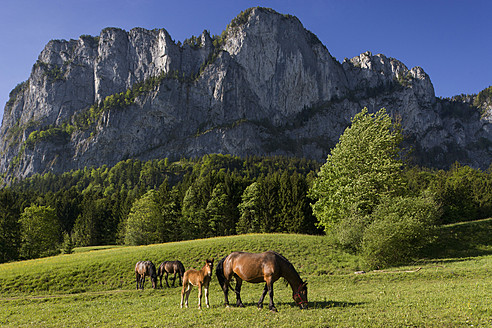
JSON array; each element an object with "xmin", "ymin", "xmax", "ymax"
[
  {"xmin": 124, "ymin": 190, "xmax": 164, "ymax": 245},
  {"xmin": 19, "ymin": 205, "xmax": 60, "ymax": 259},
  {"xmin": 310, "ymin": 107, "xmax": 406, "ymax": 247}
]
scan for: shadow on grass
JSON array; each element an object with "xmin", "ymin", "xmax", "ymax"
[
  {"xmin": 416, "ymin": 257, "xmax": 486, "ymax": 266},
  {"xmin": 310, "ymin": 300, "xmax": 364, "ymax": 309},
  {"xmin": 246, "ymin": 300, "xmax": 364, "ymax": 309},
  {"xmin": 213, "ymin": 300, "xmax": 364, "ymax": 311},
  {"xmin": 423, "ymin": 218, "xmax": 492, "ymax": 260}
]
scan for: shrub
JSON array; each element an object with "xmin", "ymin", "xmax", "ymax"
[
  {"xmin": 473, "ymin": 85, "xmax": 492, "ymax": 108},
  {"xmin": 361, "ymin": 193, "xmax": 440, "ymax": 269},
  {"xmin": 332, "ymin": 209, "xmax": 369, "ymax": 251}
]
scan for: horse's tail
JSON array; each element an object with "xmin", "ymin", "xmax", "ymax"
[{"xmin": 215, "ymin": 255, "xmax": 228, "ymax": 291}]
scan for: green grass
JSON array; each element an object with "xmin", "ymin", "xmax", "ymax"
[
  {"xmin": 0, "ymin": 233, "xmax": 491, "ymax": 327},
  {"xmin": 0, "ymin": 234, "xmax": 359, "ymax": 297}
]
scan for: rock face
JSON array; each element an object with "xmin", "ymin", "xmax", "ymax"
[{"xmin": 1, "ymin": 7, "xmax": 491, "ymax": 182}]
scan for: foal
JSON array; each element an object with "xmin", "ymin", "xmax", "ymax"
[{"xmin": 180, "ymin": 259, "xmax": 214, "ymax": 309}]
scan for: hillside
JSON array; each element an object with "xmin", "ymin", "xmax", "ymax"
[
  {"xmin": 3, "ymin": 218, "xmax": 491, "ymax": 296},
  {"xmin": 0, "ymin": 234, "xmax": 358, "ymax": 296},
  {"xmin": 1, "ymin": 7, "xmax": 491, "ymax": 184},
  {"xmin": 1, "ymin": 232, "xmax": 491, "ymax": 327}
]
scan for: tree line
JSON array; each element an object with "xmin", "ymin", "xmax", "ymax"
[{"xmin": 0, "ymin": 155, "xmax": 321, "ymax": 262}]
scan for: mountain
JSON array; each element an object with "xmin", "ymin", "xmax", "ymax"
[{"xmin": 1, "ymin": 7, "xmax": 491, "ymax": 184}]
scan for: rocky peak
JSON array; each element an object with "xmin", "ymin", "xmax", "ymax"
[
  {"xmin": 220, "ymin": 7, "xmax": 347, "ymax": 121},
  {"xmin": 342, "ymin": 51, "xmax": 435, "ymax": 103},
  {"xmin": 0, "ymin": 7, "xmax": 490, "ymax": 184}
]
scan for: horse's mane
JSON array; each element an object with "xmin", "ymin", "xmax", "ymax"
[
  {"xmin": 271, "ymin": 251, "xmax": 296, "ymax": 269},
  {"xmin": 270, "ymin": 251, "xmax": 302, "ymax": 283}
]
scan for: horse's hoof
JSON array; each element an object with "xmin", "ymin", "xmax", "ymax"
[{"xmin": 270, "ymin": 308, "xmax": 278, "ymax": 313}]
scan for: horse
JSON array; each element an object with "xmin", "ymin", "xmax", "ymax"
[
  {"xmin": 135, "ymin": 260, "xmax": 158, "ymax": 290},
  {"xmin": 157, "ymin": 260, "xmax": 185, "ymax": 288},
  {"xmin": 216, "ymin": 251, "xmax": 308, "ymax": 312},
  {"xmin": 180, "ymin": 259, "xmax": 214, "ymax": 309}
]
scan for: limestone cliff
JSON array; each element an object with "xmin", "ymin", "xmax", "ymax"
[{"xmin": 1, "ymin": 7, "xmax": 491, "ymax": 183}]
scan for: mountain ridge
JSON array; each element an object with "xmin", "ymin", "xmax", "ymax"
[{"xmin": 1, "ymin": 7, "xmax": 491, "ymax": 184}]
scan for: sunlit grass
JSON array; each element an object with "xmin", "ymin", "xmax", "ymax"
[
  {"xmin": 0, "ymin": 233, "xmax": 491, "ymax": 327},
  {"xmin": 0, "ymin": 234, "xmax": 358, "ymax": 297}
]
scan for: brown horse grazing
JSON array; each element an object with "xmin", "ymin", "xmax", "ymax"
[
  {"xmin": 157, "ymin": 260, "xmax": 185, "ymax": 287},
  {"xmin": 216, "ymin": 251, "xmax": 308, "ymax": 312},
  {"xmin": 135, "ymin": 261, "xmax": 158, "ymax": 290},
  {"xmin": 180, "ymin": 259, "xmax": 214, "ymax": 309}
]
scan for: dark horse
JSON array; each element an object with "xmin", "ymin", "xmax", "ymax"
[
  {"xmin": 157, "ymin": 260, "xmax": 185, "ymax": 287},
  {"xmin": 216, "ymin": 251, "xmax": 308, "ymax": 312},
  {"xmin": 135, "ymin": 260, "xmax": 157, "ymax": 290}
]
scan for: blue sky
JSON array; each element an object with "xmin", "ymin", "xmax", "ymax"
[{"xmin": 1, "ymin": 0, "xmax": 490, "ymax": 121}]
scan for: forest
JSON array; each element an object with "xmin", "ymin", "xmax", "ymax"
[{"xmin": 0, "ymin": 155, "xmax": 320, "ymax": 262}]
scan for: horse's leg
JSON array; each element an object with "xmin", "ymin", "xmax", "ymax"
[
  {"xmin": 267, "ymin": 281, "xmax": 277, "ymax": 312},
  {"xmin": 172, "ymin": 272, "xmax": 177, "ymax": 287},
  {"xmin": 257, "ymin": 283, "xmax": 268, "ymax": 309},
  {"xmin": 142, "ymin": 275, "xmax": 146, "ymax": 290},
  {"xmin": 181, "ymin": 282, "xmax": 192, "ymax": 308},
  {"xmin": 235, "ymin": 278, "xmax": 245, "ymax": 307},
  {"xmin": 165, "ymin": 272, "xmax": 170, "ymax": 288},
  {"xmin": 136, "ymin": 272, "xmax": 140, "ymax": 289},
  {"xmin": 222, "ymin": 279, "xmax": 230, "ymax": 307},
  {"xmin": 180, "ymin": 282, "xmax": 186, "ymax": 308},
  {"xmin": 204, "ymin": 282, "xmax": 210, "ymax": 308},
  {"xmin": 197, "ymin": 283, "xmax": 202, "ymax": 309},
  {"xmin": 185, "ymin": 284, "xmax": 192, "ymax": 308}
]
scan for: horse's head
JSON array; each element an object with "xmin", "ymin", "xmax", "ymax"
[
  {"xmin": 149, "ymin": 262, "xmax": 158, "ymax": 289},
  {"xmin": 150, "ymin": 271, "xmax": 158, "ymax": 288},
  {"xmin": 293, "ymin": 282, "xmax": 308, "ymax": 309},
  {"xmin": 205, "ymin": 259, "xmax": 214, "ymax": 277}
]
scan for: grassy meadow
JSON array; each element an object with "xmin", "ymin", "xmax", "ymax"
[{"xmin": 1, "ymin": 228, "xmax": 491, "ymax": 327}]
